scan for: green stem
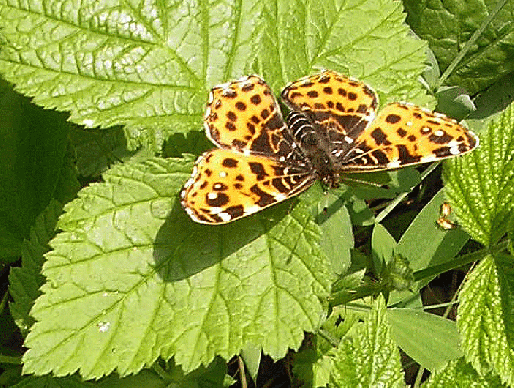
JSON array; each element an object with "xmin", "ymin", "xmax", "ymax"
[
  {"xmin": 0, "ymin": 355, "xmax": 22, "ymax": 365},
  {"xmin": 414, "ymin": 239, "xmax": 508, "ymax": 282}
]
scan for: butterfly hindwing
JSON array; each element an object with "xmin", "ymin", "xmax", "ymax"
[
  {"xmin": 338, "ymin": 102, "xmax": 479, "ymax": 171},
  {"xmin": 181, "ymin": 149, "xmax": 315, "ymax": 224}
]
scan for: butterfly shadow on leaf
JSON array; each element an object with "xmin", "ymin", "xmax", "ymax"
[{"xmin": 152, "ymin": 195, "xmax": 289, "ymax": 283}]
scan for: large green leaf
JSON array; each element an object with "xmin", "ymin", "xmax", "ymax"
[
  {"xmin": 0, "ymin": 0, "xmax": 264, "ymax": 150},
  {"xmin": 256, "ymin": 0, "xmax": 430, "ymax": 106},
  {"xmin": 22, "ymin": 158, "xmax": 333, "ymax": 377}
]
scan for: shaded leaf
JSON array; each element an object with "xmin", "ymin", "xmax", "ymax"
[
  {"xmin": 0, "ymin": 79, "xmax": 75, "ymax": 260},
  {"xmin": 69, "ymin": 127, "xmax": 145, "ymax": 177},
  {"xmin": 404, "ymin": 0, "xmax": 514, "ymax": 94},
  {"xmin": 8, "ymin": 200, "xmax": 62, "ymax": 337}
]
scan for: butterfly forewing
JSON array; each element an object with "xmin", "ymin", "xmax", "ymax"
[
  {"xmin": 204, "ymin": 75, "xmax": 301, "ymax": 161},
  {"xmin": 281, "ymin": 70, "xmax": 379, "ymax": 144}
]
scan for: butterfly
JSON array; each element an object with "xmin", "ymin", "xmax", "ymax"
[{"xmin": 181, "ymin": 70, "xmax": 478, "ymax": 224}]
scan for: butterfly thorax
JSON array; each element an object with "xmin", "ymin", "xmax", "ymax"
[{"xmin": 288, "ymin": 111, "xmax": 340, "ymax": 188}]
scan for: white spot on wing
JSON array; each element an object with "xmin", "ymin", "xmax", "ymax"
[
  {"xmin": 218, "ymin": 212, "xmax": 232, "ymax": 222},
  {"xmin": 275, "ymin": 193, "xmax": 287, "ymax": 201},
  {"xmin": 448, "ymin": 141, "xmax": 462, "ymax": 155},
  {"xmin": 420, "ymin": 155, "xmax": 438, "ymax": 163},
  {"xmin": 387, "ymin": 160, "xmax": 401, "ymax": 169},
  {"xmin": 182, "ymin": 178, "xmax": 194, "ymax": 191},
  {"xmin": 246, "ymin": 204, "xmax": 261, "ymax": 214},
  {"xmin": 204, "ymin": 106, "xmax": 211, "ymax": 119}
]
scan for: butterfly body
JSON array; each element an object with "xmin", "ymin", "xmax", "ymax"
[
  {"xmin": 181, "ymin": 71, "xmax": 478, "ymax": 224},
  {"xmin": 285, "ymin": 111, "xmax": 341, "ymax": 188}
]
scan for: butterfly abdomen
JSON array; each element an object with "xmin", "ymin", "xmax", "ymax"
[{"xmin": 288, "ymin": 111, "xmax": 339, "ymax": 186}]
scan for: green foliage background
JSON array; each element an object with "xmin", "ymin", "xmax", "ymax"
[{"xmin": 0, "ymin": 0, "xmax": 513, "ymax": 387}]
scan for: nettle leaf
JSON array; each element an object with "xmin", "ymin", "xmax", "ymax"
[
  {"xmin": 457, "ymin": 254, "xmax": 514, "ymax": 387},
  {"xmin": 256, "ymin": 0, "xmax": 430, "ymax": 107},
  {"xmin": 404, "ymin": 0, "xmax": 514, "ymax": 94},
  {"xmin": 444, "ymin": 102, "xmax": 514, "ymax": 247},
  {"xmin": 424, "ymin": 358, "xmax": 503, "ymax": 388},
  {"xmin": 23, "ymin": 158, "xmax": 332, "ymax": 377},
  {"xmin": 0, "ymin": 0, "xmax": 263, "ymax": 151},
  {"xmin": 330, "ymin": 297, "xmax": 404, "ymax": 387},
  {"xmin": 0, "ymin": 0, "xmax": 430, "ymax": 152}
]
